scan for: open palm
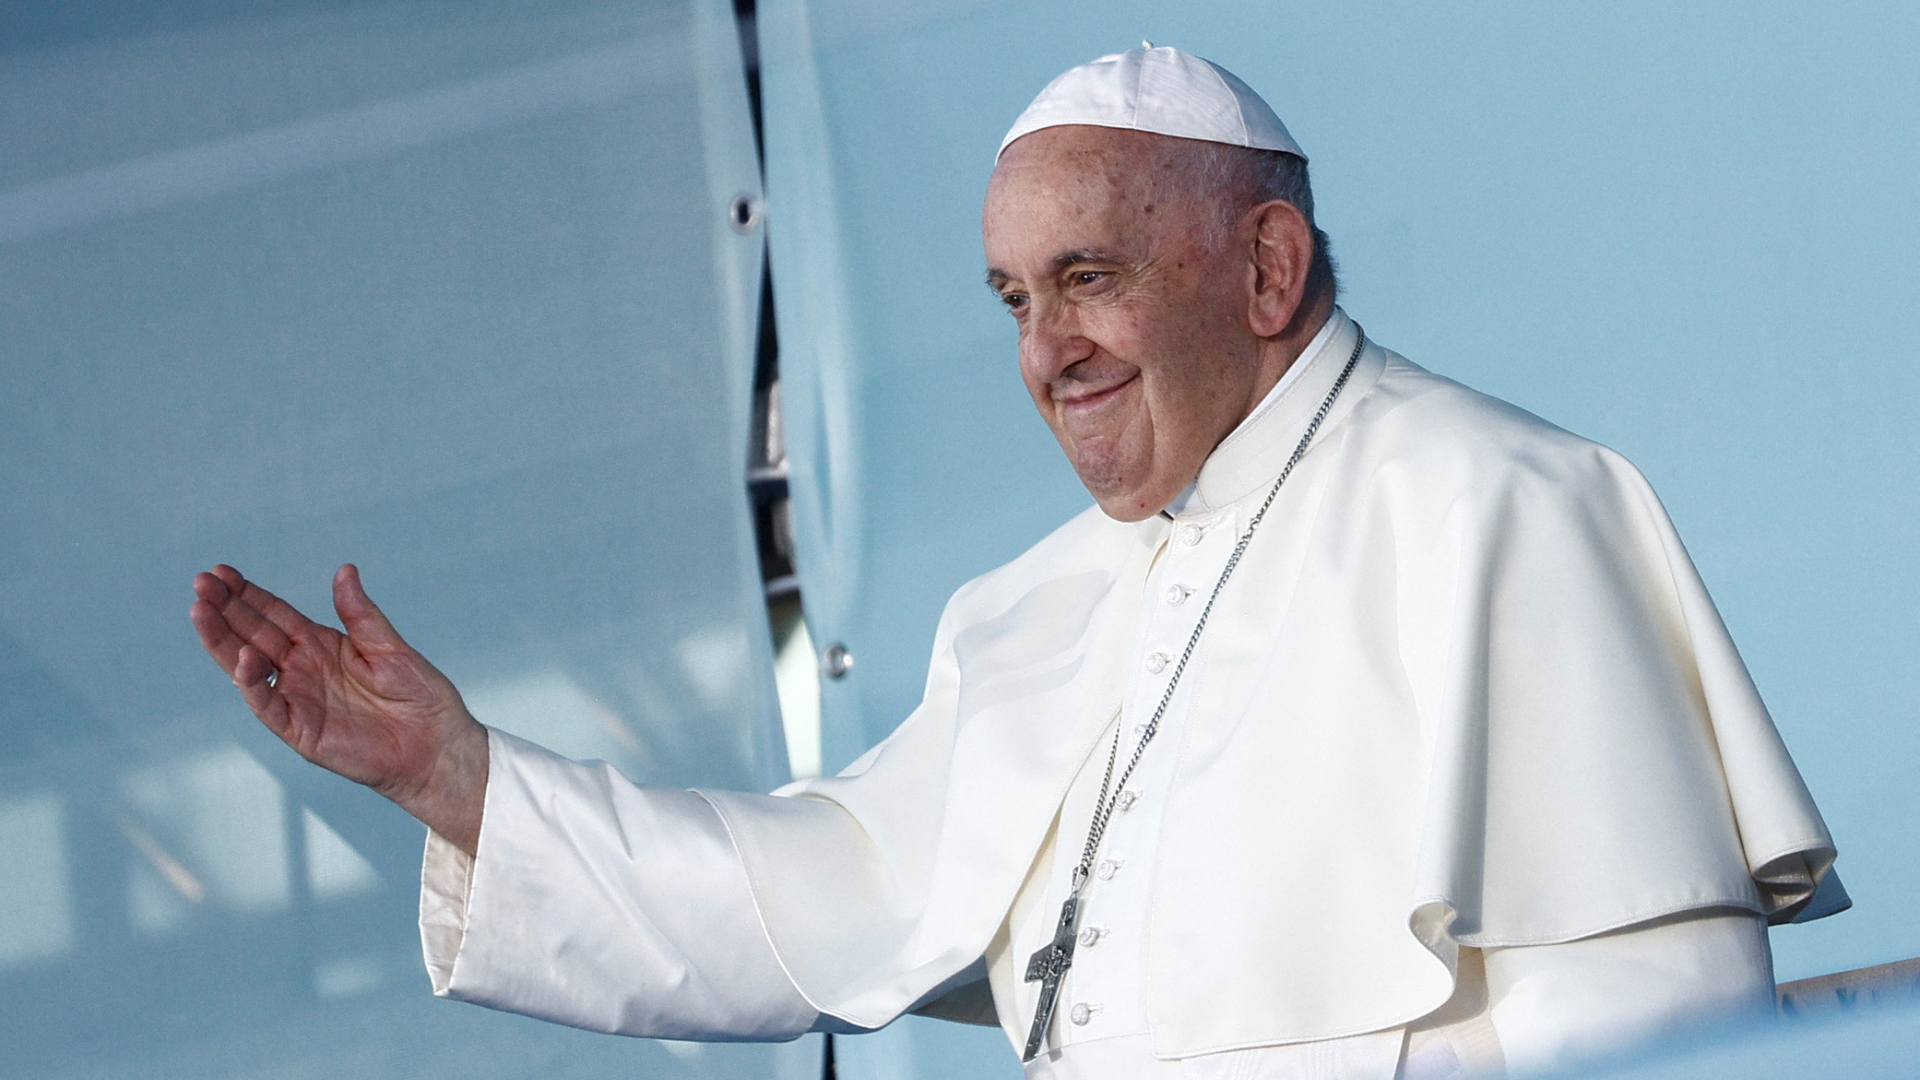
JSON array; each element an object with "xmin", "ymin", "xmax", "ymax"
[{"xmin": 190, "ymin": 563, "xmax": 487, "ymax": 850}]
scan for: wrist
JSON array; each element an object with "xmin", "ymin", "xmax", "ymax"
[{"xmin": 393, "ymin": 715, "xmax": 490, "ymax": 856}]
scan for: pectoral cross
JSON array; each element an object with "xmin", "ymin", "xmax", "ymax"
[{"xmin": 1021, "ymin": 896, "xmax": 1080, "ymax": 1062}]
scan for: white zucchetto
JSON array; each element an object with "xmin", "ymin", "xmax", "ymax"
[{"xmin": 998, "ymin": 46, "xmax": 1306, "ymax": 161}]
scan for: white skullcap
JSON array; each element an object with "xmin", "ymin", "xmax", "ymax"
[{"xmin": 998, "ymin": 46, "xmax": 1306, "ymax": 161}]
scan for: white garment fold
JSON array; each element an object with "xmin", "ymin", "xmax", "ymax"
[
  {"xmin": 423, "ymin": 738, "xmax": 819, "ymax": 1041},
  {"xmin": 420, "ymin": 738, "xmax": 1775, "ymax": 1076},
  {"xmin": 421, "ymin": 310, "xmax": 1835, "ymax": 1072}
]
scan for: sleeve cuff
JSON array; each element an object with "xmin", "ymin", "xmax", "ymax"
[
  {"xmin": 419, "ymin": 827, "xmax": 475, "ymax": 996},
  {"xmin": 413, "ymin": 725, "xmax": 819, "ymax": 1039}
]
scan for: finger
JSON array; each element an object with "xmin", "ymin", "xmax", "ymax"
[
  {"xmin": 334, "ymin": 564, "xmax": 410, "ymax": 652},
  {"xmin": 234, "ymin": 645, "xmax": 294, "ymax": 741},
  {"xmin": 229, "ymin": 574, "xmax": 322, "ymax": 642},
  {"xmin": 205, "ymin": 585, "xmax": 296, "ymax": 662},
  {"xmin": 190, "ymin": 596, "xmax": 245, "ymax": 674},
  {"xmin": 199, "ymin": 567, "xmax": 319, "ymax": 659},
  {"xmin": 194, "ymin": 570, "xmax": 233, "ymax": 605}
]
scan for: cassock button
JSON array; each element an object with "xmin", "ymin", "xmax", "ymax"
[
  {"xmin": 1179, "ymin": 524, "xmax": 1204, "ymax": 546},
  {"xmin": 1115, "ymin": 790, "xmax": 1139, "ymax": 812},
  {"xmin": 1070, "ymin": 1003, "xmax": 1096, "ymax": 1026},
  {"xmin": 1078, "ymin": 925, "xmax": 1106, "ymax": 948},
  {"xmin": 1095, "ymin": 858, "xmax": 1121, "ymax": 880},
  {"xmin": 1145, "ymin": 652, "xmax": 1169, "ymax": 674},
  {"xmin": 1165, "ymin": 584, "xmax": 1191, "ymax": 605}
]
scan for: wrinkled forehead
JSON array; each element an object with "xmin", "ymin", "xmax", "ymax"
[
  {"xmin": 982, "ymin": 127, "xmax": 1223, "ymax": 273},
  {"xmin": 988, "ymin": 125, "xmax": 1212, "ymax": 209}
]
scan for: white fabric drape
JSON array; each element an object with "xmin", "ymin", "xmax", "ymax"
[
  {"xmin": 426, "ymin": 313, "xmax": 1835, "ymax": 1065},
  {"xmin": 704, "ymin": 316, "xmax": 1833, "ymax": 1055}
]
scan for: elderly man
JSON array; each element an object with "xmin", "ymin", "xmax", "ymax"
[{"xmin": 191, "ymin": 48, "xmax": 1838, "ymax": 1079}]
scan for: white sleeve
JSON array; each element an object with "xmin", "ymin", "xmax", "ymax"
[
  {"xmin": 1483, "ymin": 907, "xmax": 1774, "ymax": 1076},
  {"xmin": 417, "ymin": 727, "xmax": 821, "ymax": 1041}
]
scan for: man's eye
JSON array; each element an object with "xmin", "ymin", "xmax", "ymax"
[
  {"xmin": 1001, "ymin": 292, "xmax": 1029, "ymax": 311},
  {"xmin": 1073, "ymin": 271, "xmax": 1108, "ymax": 286}
]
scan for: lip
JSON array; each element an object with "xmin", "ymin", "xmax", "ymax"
[{"xmin": 1055, "ymin": 370, "xmax": 1140, "ymax": 414}]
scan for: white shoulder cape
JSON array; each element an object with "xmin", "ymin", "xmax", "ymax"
[{"xmin": 698, "ymin": 325, "xmax": 1838, "ymax": 1056}]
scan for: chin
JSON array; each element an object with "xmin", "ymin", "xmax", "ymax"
[
  {"xmin": 1086, "ymin": 484, "xmax": 1164, "ymax": 523},
  {"xmin": 1097, "ymin": 500, "xmax": 1160, "ymax": 524},
  {"xmin": 1066, "ymin": 447, "xmax": 1167, "ymax": 522}
]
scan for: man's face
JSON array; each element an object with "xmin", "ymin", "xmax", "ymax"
[{"xmin": 983, "ymin": 125, "xmax": 1267, "ymax": 522}]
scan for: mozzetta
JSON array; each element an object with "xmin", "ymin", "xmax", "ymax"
[{"xmin": 421, "ymin": 311, "xmax": 1835, "ymax": 1070}]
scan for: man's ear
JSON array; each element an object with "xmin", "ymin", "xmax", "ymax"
[{"xmin": 1246, "ymin": 200, "xmax": 1314, "ymax": 339}]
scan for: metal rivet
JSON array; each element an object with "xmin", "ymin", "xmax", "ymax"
[
  {"xmin": 822, "ymin": 642, "xmax": 854, "ymax": 679},
  {"xmin": 728, "ymin": 192, "xmax": 762, "ymax": 234}
]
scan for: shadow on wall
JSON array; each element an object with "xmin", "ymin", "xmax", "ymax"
[{"xmin": 0, "ymin": 689, "xmax": 815, "ymax": 1080}]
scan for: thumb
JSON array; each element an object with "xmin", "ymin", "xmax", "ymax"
[{"xmin": 334, "ymin": 564, "xmax": 408, "ymax": 651}]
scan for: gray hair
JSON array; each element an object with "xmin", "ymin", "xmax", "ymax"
[{"xmin": 1186, "ymin": 143, "xmax": 1339, "ymax": 303}]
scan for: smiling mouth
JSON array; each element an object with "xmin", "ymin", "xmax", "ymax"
[{"xmin": 1056, "ymin": 370, "xmax": 1140, "ymax": 413}]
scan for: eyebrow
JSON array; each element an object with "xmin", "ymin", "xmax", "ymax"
[
  {"xmin": 984, "ymin": 248, "xmax": 1127, "ymax": 291},
  {"xmin": 1052, "ymin": 248, "xmax": 1125, "ymax": 269}
]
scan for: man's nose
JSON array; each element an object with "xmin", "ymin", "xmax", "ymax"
[{"xmin": 1020, "ymin": 300, "xmax": 1094, "ymax": 384}]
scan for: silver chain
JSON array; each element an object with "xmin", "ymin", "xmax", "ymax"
[{"xmin": 1069, "ymin": 327, "xmax": 1367, "ymax": 895}]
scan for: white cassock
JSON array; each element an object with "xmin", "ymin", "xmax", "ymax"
[{"xmin": 419, "ymin": 311, "xmax": 1840, "ymax": 1078}]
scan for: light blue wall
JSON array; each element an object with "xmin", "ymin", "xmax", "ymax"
[
  {"xmin": 0, "ymin": 1, "xmax": 818, "ymax": 1076},
  {"xmin": 3, "ymin": 2, "xmax": 1914, "ymax": 1077},
  {"xmin": 761, "ymin": 2, "xmax": 1917, "ymax": 1073}
]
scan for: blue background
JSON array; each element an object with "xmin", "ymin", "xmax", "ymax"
[{"xmin": 1, "ymin": 1, "xmax": 1913, "ymax": 1077}]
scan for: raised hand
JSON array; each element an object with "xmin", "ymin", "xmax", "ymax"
[{"xmin": 190, "ymin": 564, "xmax": 487, "ymax": 854}]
